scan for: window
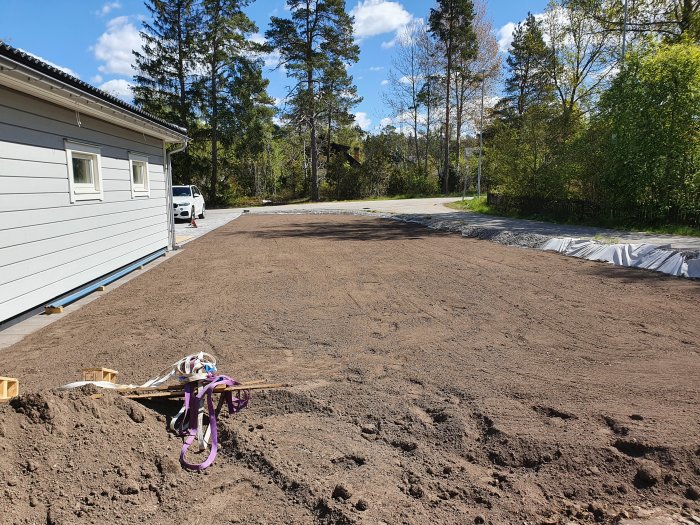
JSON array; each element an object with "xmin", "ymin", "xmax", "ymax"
[
  {"xmin": 129, "ymin": 153, "xmax": 150, "ymax": 198},
  {"xmin": 65, "ymin": 141, "xmax": 103, "ymax": 202},
  {"xmin": 173, "ymin": 186, "xmax": 192, "ymax": 197}
]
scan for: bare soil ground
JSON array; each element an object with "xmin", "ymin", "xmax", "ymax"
[{"xmin": 1, "ymin": 214, "xmax": 699, "ymax": 525}]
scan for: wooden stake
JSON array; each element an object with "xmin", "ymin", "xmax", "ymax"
[
  {"xmin": 0, "ymin": 376, "xmax": 19, "ymax": 401},
  {"xmin": 44, "ymin": 306, "xmax": 64, "ymax": 314}
]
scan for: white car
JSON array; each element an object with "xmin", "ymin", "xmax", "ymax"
[{"xmin": 172, "ymin": 185, "xmax": 205, "ymax": 220}]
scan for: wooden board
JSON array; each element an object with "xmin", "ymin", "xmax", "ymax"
[
  {"xmin": 44, "ymin": 306, "xmax": 64, "ymax": 314},
  {"xmin": 0, "ymin": 376, "xmax": 19, "ymax": 401},
  {"xmin": 113, "ymin": 378, "xmax": 268, "ymax": 393},
  {"xmin": 82, "ymin": 368, "xmax": 118, "ymax": 383},
  {"xmin": 122, "ymin": 383, "xmax": 286, "ymax": 400}
]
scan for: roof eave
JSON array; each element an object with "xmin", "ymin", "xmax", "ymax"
[{"xmin": 0, "ymin": 53, "xmax": 187, "ymax": 144}]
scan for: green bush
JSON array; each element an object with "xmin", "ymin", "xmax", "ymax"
[{"xmin": 597, "ymin": 41, "xmax": 700, "ymax": 222}]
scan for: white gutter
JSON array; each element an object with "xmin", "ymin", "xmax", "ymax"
[{"xmin": 165, "ymin": 140, "xmax": 188, "ymax": 250}]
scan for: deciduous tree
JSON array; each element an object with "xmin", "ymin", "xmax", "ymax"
[{"xmin": 429, "ymin": 0, "xmax": 478, "ymax": 193}]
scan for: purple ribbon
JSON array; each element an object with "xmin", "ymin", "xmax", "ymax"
[{"xmin": 178, "ymin": 374, "xmax": 250, "ymax": 471}]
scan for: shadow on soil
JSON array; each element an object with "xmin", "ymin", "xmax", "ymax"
[
  {"xmin": 577, "ymin": 261, "xmax": 700, "ymax": 291},
  {"xmin": 224, "ymin": 219, "xmax": 444, "ymax": 242}
]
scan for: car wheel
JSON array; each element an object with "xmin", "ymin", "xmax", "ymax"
[{"xmin": 198, "ymin": 204, "xmax": 205, "ymax": 219}]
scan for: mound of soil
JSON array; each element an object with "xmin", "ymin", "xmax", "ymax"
[
  {"xmin": 2, "ymin": 214, "xmax": 699, "ymax": 524},
  {"xmin": 0, "ymin": 386, "xmax": 316, "ymax": 524}
]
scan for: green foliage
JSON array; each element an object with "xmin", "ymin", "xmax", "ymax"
[
  {"xmin": 133, "ymin": 0, "xmax": 273, "ymax": 205},
  {"xmin": 428, "ymin": 0, "xmax": 478, "ymax": 63},
  {"xmin": 500, "ymin": 13, "xmax": 553, "ymax": 119},
  {"xmin": 597, "ymin": 41, "xmax": 700, "ymax": 221},
  {"xmin": 569, "ymin": 0, "xmax": 700, "ymax": 44},
  {"xmin": 387, "ymin": 165, "xmax": 441, "ymax": 196},
  {"xmin": 488, "ymin": 32, "xmax": 700, "ymax": 228},
  {"xmin": 266, "ymin": 0, "xmax": 360, "ymax": 201},
  {"xmin": 488, "ymin": 106, "xmax": 582, "ymax": 200},
  {"xmin": 324, "ymin": 154, "xmax": 362, "ymax": 200},
  {"xmin": 361, "ymin": 130, "xmax": 439, "ymax": 197},
  {"xmin": 133, "ymin": 0, "xmax": 201, "ymax": 129},
  {"xmin": 445, "ymin": 196, "xmax": 494, "ymax": 214},
  {"xmin": 429, "ymin": 0, "xmax": 478, "ymax": 194},
  {"xmin": 131, "ymin": 0, "xmax": 700, "ymax": 222}
]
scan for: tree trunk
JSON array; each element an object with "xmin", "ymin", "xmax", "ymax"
[
  {"xmin": 208, "ymin": 4, "xmax": 220, "ymax": 203},
  {"xmin": 455, "ymin": 73, "xmax": 462, "ymax": 193},
  {"xmin": 308, "ymin": 65, "xmax": 319, "ymax": 201},
  {"xmin": 175, "ymin": 2, "xmax": 190, "ymax": 183},
  {"xmin": 413, "ymin": 112, "xmax": 420, "ymax": 167},
  {"xmin": 209, "ymin": 56, "xmax": 218, "ymax": 202},
  {"xmin": 425, "ymin": 82, "xmax": 431, "ymax": 178},
  {"xmin": 327, "ymin": 111, "xmax": 332, "ymax": 167},
  {"xmin": 411, "ymin": 68, "xmax": 420, "ymax": 167},
  {"xmin": 443, "ymin": 32, "xmax": 453, "ymax": 194},
  {"xmin": 176, "ymin": 3, "xmax": 188, "ymax": 130},
  {"xmin": 310, "ymin": 120, "xmax": 319, "ymax": 200}
]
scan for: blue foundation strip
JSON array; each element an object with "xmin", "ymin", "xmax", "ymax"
[{"xmin": 45, "ymin": 248, "xmax": 167, "ymax": 310}]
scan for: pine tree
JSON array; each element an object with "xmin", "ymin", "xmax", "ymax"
[
  {"xmin": 199, "ymin": 0, "xmax": 258, "ymax": 203},
  {"xmin": 429, "ymin": 0, "xmax": 478, "ymax": 194},
  {"xmin": 133, "ymin": 0, "xmax": 201, "ymax": 183},
  {"xmin": 502, "ymin": 13, "xmax": 553, "ymax": 119},
  {"xmin": 226, "ymin": 57, "xmax": 276, "ymax": 197},
  {"xmin": 266, "ymin": 0, "xmax": 360, "ymax": 201}
]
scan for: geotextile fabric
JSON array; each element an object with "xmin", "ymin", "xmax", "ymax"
[{"xmin": 542, "ymin": 238, "xmax": 691, "ymax": 278}]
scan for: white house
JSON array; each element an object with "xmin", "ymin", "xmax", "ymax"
[{"xmin": 0, "ymin": 43, "xmax": 188, "ymax": 323}]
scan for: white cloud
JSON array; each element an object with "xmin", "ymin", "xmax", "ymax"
[
  {"xmin": 350, "ymin": 0, "xmax": 413, "ymax": 39},
  {"xmin": 369, "ymin": 66, "xmax": 384, "ymax": 71},
  {"xmin": 97, "ymin": 2, "xmax": 121, "ymax": 17},
  {"xmin": 380, "ymin": 117, "xmax": 393, "ymax": 128},
  {"xmin": 99, "ymin": 78, "xmax": 133, "ymax": 101},
  {"xmin": 380, "ymin": 79, "xmax": 389, "ymax": 86},
  {"xmin": 354, "ymin": 111, "xmax": 372, "ymax": 130},
  {"xmin": 93, "ymin": 16, "xmax": 143, "ymax": 75},
  {"xmin": 497, "ymin": 22, "xmax": 516, "ymax": 53},
  {"xmin": 249, "ymin": 32, "xmax": 266, "ymax": 45},
  {"xmin": 381, "ymin": 39, "xmax": 397, "ymax": 49},
  {"xmin": 20, "ymin": 49, "xmax": 79, "ymax": 78},
  {"xmin": 249, "ymin": 32, "xmax": 283, "ymax": 69}
]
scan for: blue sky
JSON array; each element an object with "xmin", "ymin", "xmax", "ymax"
[{"xmin": 0, "ymin": 0, "xmax": 548, "ymax": 132}]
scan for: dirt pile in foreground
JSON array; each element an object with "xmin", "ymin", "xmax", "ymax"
[
  {"xmin": 0, "ymin": 387, "xmax": 317, "ymax": 524},
  {"xmin": 1, "ymin": 214, "xmax": 699, "ymax": 524}
]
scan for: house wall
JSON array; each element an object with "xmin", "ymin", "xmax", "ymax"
[{"xmin": 0, "ymin": 85, "xmax": 169, "ymax": 323}]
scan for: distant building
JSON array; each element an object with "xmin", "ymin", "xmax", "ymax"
[{"xmin": 0, "ymin": 43, "xmax": 187, "ymax": 323}]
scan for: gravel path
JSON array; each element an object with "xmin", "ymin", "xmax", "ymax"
[{"xmin": 246, "ymin": 198, "xmax": 700, "ymax": 251}]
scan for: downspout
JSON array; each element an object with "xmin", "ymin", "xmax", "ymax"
[{"xmin": 165, "ymin": 140, "xmax": 188, "ymax": 250}]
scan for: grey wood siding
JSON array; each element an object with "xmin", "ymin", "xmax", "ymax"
[{"xmin": 0, "ymin": 85, "xmax": 170, "ymax": 322}]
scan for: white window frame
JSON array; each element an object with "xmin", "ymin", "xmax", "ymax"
[
  {"xmin": 65, "ymin": 140, "xmax": 103, "ymax": 203},
  {"xmin": 129, "ymin": 153, "xmax": 150, "ymax": 198}
]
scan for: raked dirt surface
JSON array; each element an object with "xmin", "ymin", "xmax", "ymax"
[{"xmin": 1, "ymin": 214, "xmax": 699, "ymax": 525}]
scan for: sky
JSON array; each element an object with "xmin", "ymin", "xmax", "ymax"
[{"xmin": 0, "ymin": 0, "xmax": 549, "ymax": 132}]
